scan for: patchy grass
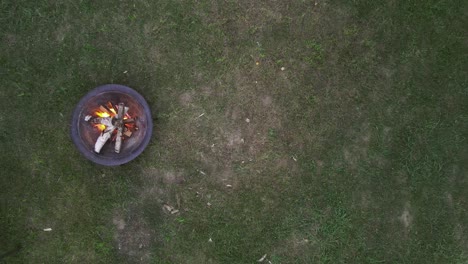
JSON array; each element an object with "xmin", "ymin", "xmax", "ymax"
[{"xmin": 1, "ymin": 0, "xmax": 467, "ymax": 263}]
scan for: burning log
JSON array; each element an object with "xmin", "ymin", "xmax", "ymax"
[{"xmin": 84, "ymin": 102, "xmax": 138, "ymax": 154}]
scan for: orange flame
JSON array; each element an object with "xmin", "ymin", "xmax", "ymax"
[
  {"xmin": 95, "ymin": 124, "xmax": 106, "ymax": 131},
  {"xmin": 91, "ymin": 102, "xmax": 135, "ymax": 133},
  {"xmin": 107, "ymin": 102, "xmax": 117, "ymax": 115},
  {"xmin": 92, "ymin": 103, "xmax": 117, "ymax": 131},
  {"xmin": 95, "ymin": 111, "xmax": 110, "ymax": 118}
]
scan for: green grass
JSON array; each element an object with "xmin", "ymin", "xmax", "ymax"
[{"xmin": 1, "ymin": 0, "xmax": 467, "ymax": 263}]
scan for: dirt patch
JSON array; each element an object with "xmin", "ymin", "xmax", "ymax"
[
  {"xmin": 200, "ymin": 85, "xmax": 213, "ymax": 96},
  {"xmin": 261, "ymin": 95, "xmax": 273, "ymax": 106},
  {"xmin": 343, "ymin": 123, "xmax": 372, "ymax": 169},
  {"xmin": 227, "ymin": 106, "xmax": 242, "ymax": 121},
  {"xmin": 179, "ymin": 91, "xmax": 195, "ymax": 107},
  {"xmin": 111, "ymin": 168, "xmax": 188, "ymax": 262},
  {"xmin": 360, "ymin": 190, "xmax": 372, "ymax": 210},
  {"xmin": 140, "ymin": 168, "xmax": 186, "ymax": 203},
  {"xmin": 199, "ymin": 1, "xmax": 287, "ymax": 42},
  {"xmin": 142, "ymin": 167, "xmax": 186, "ymax": 184},
  {"xmin": 113, "ymin": 216, "xmax": 126, "ymax": 230},
  {"xmin": 148, "ymin": 46, "xmax": 163, "ymax": 64},
  {"xmin": 143, "ymin": 22, "xmax": 159, "ymax": 36},
  {"xmin": 274, "ymin": 156, "xmax": 299, "ymax": 174},
  {"xmin": 226, "ymin": 129, "xmax": 244, "ymax": 148},
  {"xmin": 194, "ymin": 67, "xmax": 286, "ymax": 173},
  {"xmin": 113, "ymin": 209, "xmax": 153, "ymax": 263},
  {"xmin": 160, "ymin": 170, "xmax": 185, "ymax": 185},
  {"xmin": 54, "ymin": 24, "xmax": 71, "ymax": 43}
]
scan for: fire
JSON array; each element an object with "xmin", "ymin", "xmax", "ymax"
[
  {"xmin": 92, "ymin": 103, "xmax": 119, "ymax": 131},
  {"xmin": 86, "ymin": 101, "xmax": 138, "ymax": 154},
  {"xmin": 95, "ymin": 124, "xmax": 106, "ymax": 131},
  {"xmin": 107, "ymin": 102, "xmax": 117, "ymax": 115},
  {"xmin": 96, "ymin": 111, "xmax": 110, "ymax": 118},
  {"xmin": 90, "ymin": 102, "xmax": 136, "ymax": 132}
]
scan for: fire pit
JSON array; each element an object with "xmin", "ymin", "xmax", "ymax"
[{"xmin": 71, "ymin": 84, "xmax": 153, "ymax": 166}]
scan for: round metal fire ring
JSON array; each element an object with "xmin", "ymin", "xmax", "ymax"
[{"xmin": 71, "ymin": 84, "xmax": 153, "ymax": 166}]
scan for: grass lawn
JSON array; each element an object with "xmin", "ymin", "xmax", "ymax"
[{"xmin": 1, "ymin": 0, "xmax": 467, "ymax": 263}]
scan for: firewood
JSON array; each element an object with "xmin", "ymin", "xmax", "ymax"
[
  {"xmin": 90, "ymin": 102, "xmax": 136, "ymax": 154},
  {"xmin": 98, "ymin": 117, "xmax": 113, "ymax": 127},
  {"xmin": 114, "ymin": 103, "xmax": 126, "ymax": 153},
  {"xmin": 123, "ymin": 118, "xmax": 135, "ymax": 123},
  {"xmin": 93, "ymin": 116, "xmax": 115, "ymax": 153},
  {"xmin": 99, "ymin": 105, "xmax": 109, "ymax": 114},
  {"xmin": 115, "ymin": 130, "xmax": 122, "ymax": 153},
  {"xmin": 94, "ymin": 128, "xmax": 114, "ymax": 153},
  {"xmin": 123, "ymin": 129, "xmax": 132, "ymax": 137},
  {"xmin": 106, "ymin": 102, "xmax": 117, "ymax": 115}
]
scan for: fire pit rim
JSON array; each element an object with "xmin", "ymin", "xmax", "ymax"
[{"xmin": 71, "ymin": 84, "xmax": 153, "ymax": 166}]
